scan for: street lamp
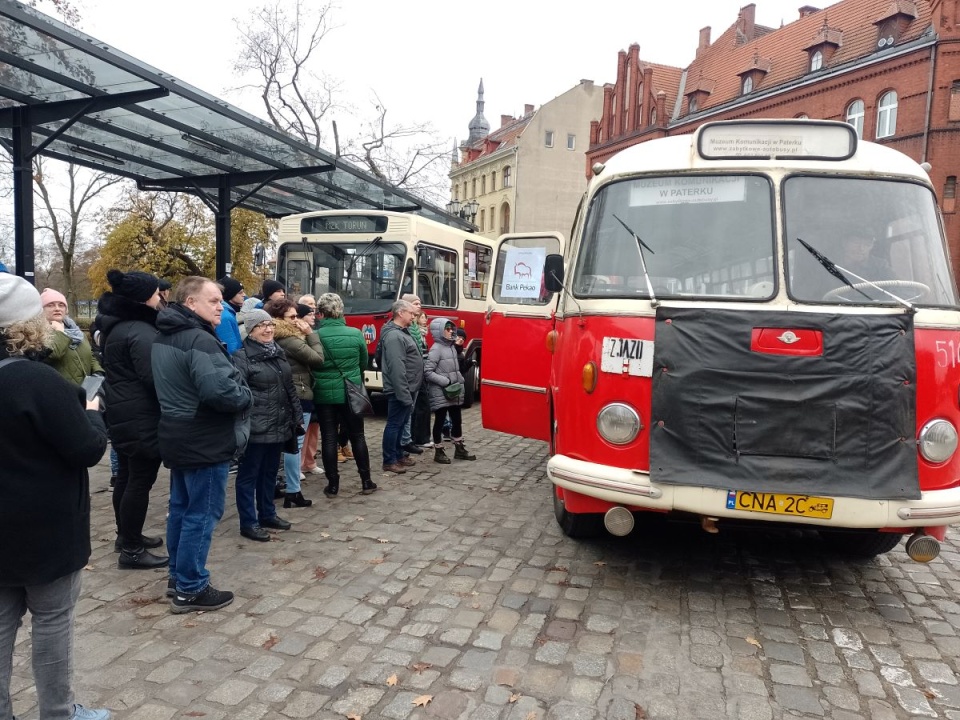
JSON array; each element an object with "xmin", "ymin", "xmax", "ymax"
[{"xmin": 446, "ymin": 198, "xmax": 479, "ymax": 224}]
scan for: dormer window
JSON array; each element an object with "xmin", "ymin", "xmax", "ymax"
[
  {"xmin": 742, "ymin": 76, "xmax": 753, "ymax": 94},
  {"xmin": 810, "ymin": 50, "xmax": 823, "ymax": 71},
  {"xmin": 876, "ymin": 22, "xmax": 898, "ymax": 50},
  {"xmin": 874, "ymin": 1, "xmax": 917, "ymax": 52},
  {"xmin": 685, "ymin": 76, "xmax": 714, "ymax": 116},
  {"xmin": 688, "ymin": 97, "xmax": 699, "ymax": 113},
  {"xmin": 738, "ymin": 53, "xmax": 771, "ymax": 96}
]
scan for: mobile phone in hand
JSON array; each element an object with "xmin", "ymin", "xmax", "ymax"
[{"xmin": 80, "ymin": 375, "xmax": 105, "ymax": 402}]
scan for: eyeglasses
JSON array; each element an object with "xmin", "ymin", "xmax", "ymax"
[{"xmin": 258, "ymin": 321, "xmax": 276, "ymax": 328}]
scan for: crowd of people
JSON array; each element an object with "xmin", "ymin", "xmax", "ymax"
[{"xmin": 0, "ymin": 268, "xmax": 479, "ymax": 720}]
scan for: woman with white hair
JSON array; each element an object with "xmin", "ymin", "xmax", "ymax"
[
  {"xmin": 0, "ymin": 274, "xmax": 111, "ymax": 720},
  {"xmin": 312, "ymin": 292, "xmax": 375, "ymax": 496}
]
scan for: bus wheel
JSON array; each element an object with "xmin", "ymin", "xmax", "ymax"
[
  {"xmin": 461, "ymin": 362, "xmax": 479, "ymax": 409},
  {"xmin": 553, "ymin": 487, "xmax": 603, "ymax": 539},
  {"xmin": 820, "ymin": 530, "xmax": 903, "ymax": 558}
]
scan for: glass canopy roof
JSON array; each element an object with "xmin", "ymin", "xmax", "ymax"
[{"xmin": 0, "ymin": 1, "xmax": 470, "ymax": 228}]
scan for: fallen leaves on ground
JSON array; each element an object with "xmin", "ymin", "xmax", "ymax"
[
  {"xmin": 356, "ymin": 516, "xmax": 364, "ymax": 521},
  {"xmin": 635, "ymin": 704, "xmax": 647, "ymax": 719},
  {"xmin": 377, "ymin": 538, "xmax": 390, "ymax": 543},
  {"xmin": 386, "ymin": 674, "xmax": 398, "ymax": 686},
  {"xmin": 509, "ymin": 692, "xmax": 521, "ymax": 703},
  {"xmin": 922, "ymin": 688, "xmax": 938, "ymax": 700},
  {"xmin": 183, "ymin": 712, "xmax": 206, "ymax": 718},
  {"xmin": 313, "ymin": 567, "xmax": 328, "ymax": 580},
  {"xmin": 410, "ymin": 662, "xmax": 432, "ymax": 674},
  {"xmin": 525, "ymin": 712, "xmax": 537, "ymax": 720},
  {"xmin": 346, "ymin": 713, "xmax": 362, "ymax": 720},
  {"xmin": 320, "ymin": 532, "xmax": 331, "ymax": 538},
  {"xmin": 745, "ymin": 636, "xmax": 762, "ymax": 650},
  {"xmin": 369, "ymin": 557, "xmax": 385, "ymax": 565},
  {"xmin": 412, "ymin": 695, "xmax": 432, "ymax": 707},
  {"xmin": 271, "ymin": 557, "xmax": 293, "ymax": 566},
  {"xmin": 262, "ymin": 634, "xmax": 279, "ymax": 650}
]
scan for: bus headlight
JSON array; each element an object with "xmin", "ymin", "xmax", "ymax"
[
  {"xmin": 918, "ymin": 419, "xmax": 958, "ymax": 463},
  {"xmin": 597, "ymin": 403, "xmax": 642, "ymax": 445}
]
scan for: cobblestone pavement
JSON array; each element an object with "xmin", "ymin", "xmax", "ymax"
[{"xmin": 9, "ymin": 405, "xmax": 960, "ymax": 720}]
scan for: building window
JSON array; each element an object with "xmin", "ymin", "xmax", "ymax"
[
  {"xmin": 500, "ymin": 202, "xmax": 511, "ymax": 234},
  {"xmin": 454, "ymin": 185, "xmax": 459, "ymax": 201},
  {"xmin": 544, "ymin": 130, "xmax": 554, "ymax": 148},
  {"xmin": 742, "ymin": 76, "xmax": 753, "ymax": 95},
  {"xmin": 567, "ymin": 133, "xmax": 576, "ymax": 150},
  {"xmin": 945, "ymin": 176, "xmax": 957, "ymax": 213},
  {"xmin": 845, "ymin": 99, "xmax": 864, "ymax": 139},
  {"xmin": 877, "ymin": 91, "xmax": 898, "ymax": 139},
  {"xmin": 650, "ymin": 104, "xmax": 657, "ymax": 125},
  {"xmin": 810, "ymin": 50, "xmax": 823, "ymax": 72},
  {"xmin": 472, "ymin": 178, "xmax": 477, "ymax": 197},
  {"xmin": 796, "ymin": 113, "xmax": 809, "ymax": 119},
  {"xmin": 688, "ymin": 97, "xmax": 698, "ymax": 113},
  {"xmin": 950, "ymin": 81, "xmax": 960, "ymax": 122},
  {"xmin": 481, "ymin": 176, "xmax": 486, "ymax": 195},
  {"xmin": 491, "ymin": 170, "xmax": 496, "ymax": 191},
  {"xmin": 463, "ymin": 182, "xmax": 468, "ymax": 199},
  {"xmin": 479, "ymin": 209, "xmax": 485, "ymax": 231},
  {"xmin": 503, "ymin": 166, "xmax": 512, "ymax": 188}
]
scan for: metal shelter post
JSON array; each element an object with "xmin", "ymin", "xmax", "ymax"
[
  {"xmin": 11, "ymin": 112, "xmax": 34, "ymax": 282},
  {"xmin": 217, "ymin": 177, "xmax": 231, "ymax": 279}
]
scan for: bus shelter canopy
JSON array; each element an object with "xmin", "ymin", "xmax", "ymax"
[{"xmin": 0, "ymin": 0, "xmax": 470, "ymax": 278}]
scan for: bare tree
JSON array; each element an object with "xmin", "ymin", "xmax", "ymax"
[
  {"xmin": 33, "ymin": 157, "xmax": 125, "ymax": 305},
  {"xmin": 233, "ymin": 1, "xmax": 450, "ymax": 204}
]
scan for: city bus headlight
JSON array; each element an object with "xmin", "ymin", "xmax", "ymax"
[
  {"xmin": 597, "ymin": 403, "xmax": 642, "ymax": 445},
  {"xmin": 918, "ymin": 419, "xmax": 958, "ymax": 463}
]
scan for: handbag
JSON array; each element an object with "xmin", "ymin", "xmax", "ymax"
[
  {"xmin": 442, "ymin": 382, "xmax": 463, "ymax": 400},
  {"xmin": 318, "ymin": 336, "xmax": 374, "ymax": 417}
]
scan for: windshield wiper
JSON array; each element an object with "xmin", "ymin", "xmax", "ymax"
[
  {"xmin": 612, "ymin": 214, "xmax": 658, "ymax": 306},
  {"xmin": 344, "ymin": 235, "xmax": 383, "ymax": 285},
  {"xmin": 796, "ymin": 237, "xmax": 915, "ymax": 313}
]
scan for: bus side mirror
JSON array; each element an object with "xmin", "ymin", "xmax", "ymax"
[{"xmin": 544, "ymin": 254, "xmax": 564, "ymax": 293}]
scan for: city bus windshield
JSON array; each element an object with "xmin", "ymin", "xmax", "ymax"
[
  {"xmin": 575, "ymin": 174, "xmax": 776, "ymax": 299},
  {"xmin": 277, "ymin": 241, "xmax": 408, "ymax": 314},
  {"xmin": 784, "ymin": 176, "xmax": 958, "ymax": 306}
]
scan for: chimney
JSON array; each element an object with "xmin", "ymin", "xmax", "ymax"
[
  {"xmin": 798, "ymin": 5, "xmax": 820, "ymax": 18},
  {"xmin": 500, "ymin": 114, "xmax": 513, "ymax": 128},
  {"xmin": 524, "ymin": 104, "xmax": 534, "ymax": 115},
  {"xmin": 740, "ymin": 4, "xmax": 756, "ymax": 41},
  {"xmin": 697, "ymin": 26, "xmax": 711, "ymax": 57}
]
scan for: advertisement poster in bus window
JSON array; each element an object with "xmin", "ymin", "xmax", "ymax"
[
  {"xmin": 500, "ymin": 247, "xmax": 545, "ymax": 299},
  {"xmin": 630, "ymin": 177, "xmax": 745, "ymax": 207},
  {"xmin": 468, "ymin": 251, "xmax": 477, "ymax": 279}
]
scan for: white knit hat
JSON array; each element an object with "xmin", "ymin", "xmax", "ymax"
[{"xmin": 0, "ymin": 274, "xmax": 42, "ymax": 329}]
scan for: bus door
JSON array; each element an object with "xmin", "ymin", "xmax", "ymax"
[{"xmin": 481, "ymin": 232, "xmax": 564, "ymax": 442}]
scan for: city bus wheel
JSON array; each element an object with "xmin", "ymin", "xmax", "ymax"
[
  {"xmin": 461, "ymin": 362, "xmax": 478, "ymax": 409},
  {"xmin": 552, "ymin": 487, "xmax": 603, "ymax": 539},
  {"xmin": 820, "ymin": 530, "xmax": 903, "ymax": 558}
]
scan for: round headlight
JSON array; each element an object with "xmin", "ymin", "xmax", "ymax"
[
  {"xmin": 597, "ymin": 403, "xmax": 642, "ymax": 445},
  {"xmin": 918, "ymin": 419, "xmax": 958, "ymax": 463}
]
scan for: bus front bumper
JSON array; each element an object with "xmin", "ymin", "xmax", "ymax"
[{"xmin": 547, "ymin": 454, "xmax": 960, "ymax": 529}]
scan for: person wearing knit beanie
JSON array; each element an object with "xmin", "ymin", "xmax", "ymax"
[
  {"xmin": 296, "ymin": 303, "xmax": 314, "ymax": 319},
  {"xmin": 215, "ymin": 276, "xmax": 245, "ymax": 355},
  {"xmin": 219, "ymin": 276, "xmax": 244, "ymax": 306},
  {"xmin": 243, "ymin": 308, "xmax": 273, "ymax": 337},
  {"xmin": 0, "ymin": 273, "xmax": 43, "ymax": 329},
  {"xmin": 106, "ymin": 269, "xmax": 160, "ymax": 304},
  {"xmin": 260, "ymin": 280, "xmax": 285, "ymax": 302},
  {"xmin": 39, "ymin": 287, "xmax": 68, "ymax": 311}
]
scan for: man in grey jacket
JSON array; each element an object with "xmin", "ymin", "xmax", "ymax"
[{"xmin": 379, "ymin": 299, "xmax": 423, "ymax": 473}]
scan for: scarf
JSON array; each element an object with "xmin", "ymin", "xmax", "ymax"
[
  {"xmin": 62, "ymin": 316, "xmax": 85, "ymax": 349},
  {"xmin": 409, "ymin": 322, "xmax": 427, "ymax": 356}
]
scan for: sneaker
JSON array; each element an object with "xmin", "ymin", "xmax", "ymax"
[
  {"xmin": 382, "ymin": 463, "xmax": 407, "ymax": 474},
  {"xmin": 170, "ymin": 585, "xmax": 234, "ymax": 614},
  {"xmin": 299, "ymin": 472, "xmax": 306, "ymax": 481},
  {"xmin": 165, "ymin": 578, "xmax": 176, "ymax": 597},
  {"xmin": 402, "ymin": 443, "xmax": 424, "ymax": 455},
  {"xmin": 73, "ymin": 704, "xmax": 111, "ymax": 720},
  {"xmin": 304, "ymin": 466, "xmax": 325, "ymax": 475},
  {"xmin": 398, "ymin": 456, "xmax": 416, "ymax": 467}
]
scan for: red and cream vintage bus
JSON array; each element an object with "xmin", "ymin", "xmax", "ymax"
[
  {"xmin": 276, "ymin": 210, "xmax": 492, "ymax": 405},
  {"xmin": 482, "ymin": 119, "xmax": 960, "ymax": 561}
]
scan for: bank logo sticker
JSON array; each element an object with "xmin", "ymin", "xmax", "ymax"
[
  {"xmin": 500, "ymin": 247, "xmax": 545, "ymax": 299},
  {"xmin": 600, "ymin": 337, "xmax": 654, "ymax": 377},
  {"xmin": 361, "ymin": 324, "xmax": 376, "ymax": 343}
]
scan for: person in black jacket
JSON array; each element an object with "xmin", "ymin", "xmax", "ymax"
[
  {"xmin": 97, "ymin": 269, "xmax": 169, "ymax": 570},
  {"xmin": 0, "ymin": 274, "xmax": 111, "ymax": 720},
  {"xmin": 233, "ymin": 309, "xmax": 303, "ymax": 541},
  {"xmin": 152, "ymin": 277, "xmax": 252, "ymax": 614}
]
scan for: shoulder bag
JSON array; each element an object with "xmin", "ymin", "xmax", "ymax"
[{"xmin": 317, "ymin": 337, "xmax": 373, "ymax": 417}]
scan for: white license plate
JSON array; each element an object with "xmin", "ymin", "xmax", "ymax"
[{"xmin": 601, "ymin": 337, "xmax": 654, "ymax": 377}]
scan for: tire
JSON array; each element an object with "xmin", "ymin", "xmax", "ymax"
[
  {"xmin": 461, "ymin": 361, "xmax": 479, "ymax": 410},
  {"xmin": 553, "ymin": 487, "xmax": 604, "ymax": 539},
  {"xmin": 820, "ymin": 530, "xmax": 903, "ymax": 558}
]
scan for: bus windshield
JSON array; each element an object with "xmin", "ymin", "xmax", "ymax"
[
  {"xmin": 277, "ymin": 240, "xmax": 409, "ymax": 314},
  {"xmin": 575, "ymin": 174, "xmax": 776, "ymax": 299},
  {"xmin": 784, "ymin": 176, "xmax": 958, "ymax": 306}
]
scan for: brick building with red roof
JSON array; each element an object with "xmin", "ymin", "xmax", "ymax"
[{"xmin": 587, "ymin": 0, "xmax": 960, "ymax": 269}]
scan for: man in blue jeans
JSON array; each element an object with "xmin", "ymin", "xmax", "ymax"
[
  {"xmin": 152, "ymin": 277, "xmax": 252, "ymax": 613},
  {"xmin": 379, "ymin": 299, "xmax": 423, "ymax": 473}
]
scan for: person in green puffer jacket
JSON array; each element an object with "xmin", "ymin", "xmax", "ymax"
[{"xmin": 312, "ymin": 293, "xmax": 375, "ymax": 497}]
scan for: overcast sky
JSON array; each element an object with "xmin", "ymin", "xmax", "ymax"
[{"xmin": 72, "ymin": 0, "xmax": 825, "ymax": 151}]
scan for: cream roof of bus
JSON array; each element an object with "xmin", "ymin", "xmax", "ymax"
[{"xmin": 596, "ymin": 133, "xmax": 931, "ymax": 185}]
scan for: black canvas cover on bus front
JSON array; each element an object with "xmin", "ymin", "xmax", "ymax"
[{"xmin": 649, "ymin": 307, "xmax": 919, "ymax": 500}]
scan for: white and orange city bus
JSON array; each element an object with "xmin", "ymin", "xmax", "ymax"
[
  {"xmin": 482, "ymin": 119, "xmax": 960, "ymax": 561},
  {"xmin": 275, "ymin": 210, "xmax": 493, "ymax": 405}
]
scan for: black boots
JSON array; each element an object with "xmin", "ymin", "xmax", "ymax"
[
  {"xmin": 454, "ymin": 441, "xmax": 476, "ymax": 461},
  {"xmin": 434, "ymin": 446, "xmax": 451, "ymax": 464},
  {"xmin": 323, "ymin": 482, "xmax": 339, "ymax": 498},
  {"xmin": 114, "ymin": 534, "xmax": 163, "ymax": 553},
  {"xmin": 283, "ymin": 492, "xmax": 313, "ymax": 508},
  {"xmin": 361, "ymin": 479, "xmax": 378, "ymax": 495},
  {"xmin": 118, "ymin": 546, "xmax": 169, "ymax": 570}
]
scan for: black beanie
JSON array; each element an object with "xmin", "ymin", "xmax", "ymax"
[
  {"xmin": 296, "ymin": 303, "xmax": 313, "ymax": 318},
  {"xmin": 106, "ymin": 269, "xmax": 160, "ymax": 303},
  {"xmin": 219, "ymin": 276, "xmax": 243, "ymax": 302},
  {"xmin": 261, "ymin": 279, "xmax": 285, "ymax": 299}
]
